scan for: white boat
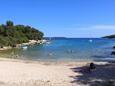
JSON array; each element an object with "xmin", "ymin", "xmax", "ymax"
[
  {"xmin": 46, "ymin": 41, "xmax": 51, "ymax": 44},
  {"xmin": 22, "ymin": 46, "xmax": 28, "ymax": 50},
  {"xmin": 46, "ymin": 37, "xmax": 52, "ymax": 44},
  {"xmin": 89, "ymin": 39, "xmax": 93, "ymax": 43}
]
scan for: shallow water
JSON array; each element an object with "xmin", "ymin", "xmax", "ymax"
[{"xmin": 0, "ymin": 38, "xmax": 115, "ymax": 62}]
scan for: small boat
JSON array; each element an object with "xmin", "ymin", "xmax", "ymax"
[
  {"xmin": 22, "ymin": 46, "xmax": 28, "ymax": 50},
  {"xmin": 46, "ymin": 41, "xmax": 51, "ymax": 44},
  {"xmin": 89, "ymin": 39, "xmax": 93, "ymax": 43},
  {"xmin": 46, "ymin": 37, "xmax": 52, "ymax": 44}
]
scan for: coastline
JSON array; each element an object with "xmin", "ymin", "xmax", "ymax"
[
  {"xmin": 0, "ymin": 57, "xmax": 111, "ymax": 86},
  {"xmin": 0, "ymin": 38, "xmax": 114, "ymax": 86},
  {"xmin": 20, "ymin": 39, "xmax": 47, "ymax": 46},
  {"xmin": 0, "ymin": 39, "xmax": 47, "ymax": 51}
]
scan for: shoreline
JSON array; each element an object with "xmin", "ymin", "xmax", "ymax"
[
  {"xmin": 0, "ymin": 39, "xmax": 47, "ymax": 51},
  {"xmin": 0, "ymin": 38, "xmax": 114, "ymax": 86},
  {"xmin": 0, "ymin": 57, "xmax": 114, "ymax": 86},
  {"xmin": 0, "ymin": 57, "xmax": 108, "ymax": 64}
]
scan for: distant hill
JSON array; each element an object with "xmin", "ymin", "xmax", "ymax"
[
  {"xmin": 0, "ymin": 20, "xmax": 44, "ymax": 47},
  {"xmin": 102, "ymin": 34, "xmax": 115, "ymax": 38}
]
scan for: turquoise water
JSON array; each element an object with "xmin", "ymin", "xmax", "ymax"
[{"xmin": 1, "ymin": 38, "xmax": 115, "ymax": 62}]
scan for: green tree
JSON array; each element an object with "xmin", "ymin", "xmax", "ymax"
[
  {"xmin": 6, "ymin": 20, "xmax": 14, "ymax": 27},
  {"xmin": 0, "ymin": 20, "xmax": 44, "ymax": 47}
]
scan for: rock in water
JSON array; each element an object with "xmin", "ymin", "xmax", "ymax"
[
  {"xmin": 111, "ymin": 51, "xmax": 115, "ymax": 55},
  {"xmin": 113, "ymin": 46, "xmax": 115, "ymax": 49}
]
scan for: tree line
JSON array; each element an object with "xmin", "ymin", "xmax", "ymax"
[
  {"xmin": 0, "ymin": 21, "xmax": 44, "ymax": 47},
  {"xmin": 103, "ymin": 35, "xmax": 115, "ymax": 38}
]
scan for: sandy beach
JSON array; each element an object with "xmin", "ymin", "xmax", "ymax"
[{"xmin": 0, "ymin": 58, "xmax": 114, "ymax": 86}]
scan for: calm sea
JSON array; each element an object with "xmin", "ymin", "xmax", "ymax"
[{"xmin": 1, "ymin": 38, "xmax": 115, "ymax": 62}]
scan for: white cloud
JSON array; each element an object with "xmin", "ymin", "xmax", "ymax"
[
  {"xmin": 70, "ymin": 25, "xmax": 115, "ymax": 30},
  {"xmin": 91, "ymin": 25, "xmax": 115, "ymax": 30}
]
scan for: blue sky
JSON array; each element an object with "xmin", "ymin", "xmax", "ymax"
[{"xmin": 0, "ymin": 0, "xmax": 115, "ymax": 38}]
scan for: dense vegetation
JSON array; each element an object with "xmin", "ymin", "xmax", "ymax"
[
  {"xmin": 102, "ymin": 34, "xmax": 115, "ymax": 38},
  {"xmin": 0, "ymin": 21, "xmax": 44, "ymax": 47}
]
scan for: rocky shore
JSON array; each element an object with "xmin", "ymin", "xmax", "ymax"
[{"xmin": 0, "ymin": 39, "xmax": 47, "ymax": 51}]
